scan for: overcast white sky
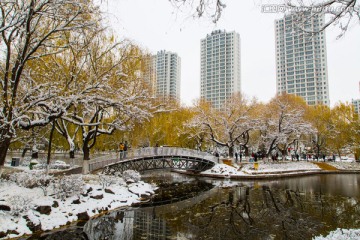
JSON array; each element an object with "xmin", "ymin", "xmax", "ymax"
[{"xmin": 102, "ymin": 0, "xmax": 360, "ymax": 107}]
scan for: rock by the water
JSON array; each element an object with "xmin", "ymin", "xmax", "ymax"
[
  {"xmin": 24, "ymin": 215, "xmax": 42, "ymax": 233},
  {"xmin": 90, "ymin": 194, "xmax": 103, "ymax": 200},
  {"xmin": 0, "ymin": 230, "xmax": 19, "ymax": 239},
  {"xmin": 104, "ymin": 188, "xmax": 114, "ymax": 194}
]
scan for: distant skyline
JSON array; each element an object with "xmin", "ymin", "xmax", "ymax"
[{"xmin": 103, "ymin": 0, "xmax": 360, "ymax": 107}]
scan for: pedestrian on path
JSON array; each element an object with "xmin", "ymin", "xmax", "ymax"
[
  {"xmin": 119, "ymin": 142, "xmax": 124, "ymax": 159},
  {"xmin": 123, "ymin": 141, "xmax": 128, "ymax": 159}
]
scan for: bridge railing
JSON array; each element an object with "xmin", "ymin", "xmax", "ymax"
[
  {"xmin": 86, "ymin": 147, "xmax": 218, "ymax": 173},
  {"xmin": 126, "ymin": 147, "xmax": 218, "ymax": 162},
  {"xmin": 87, "ymin": 152, "xmax": 118, "ymax": 172}
]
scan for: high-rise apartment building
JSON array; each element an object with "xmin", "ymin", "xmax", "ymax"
[
  {"xmin": 200, "ymin": 30, "xmax": 241, "ymax": 109},
  {"xmin": 352, "ymin": 99, "xmax": 360, "ymax": 115},
  {"xmin": 142, "ymin": 54, "xmax": 157, "ymax": 97},
  {"xmin": 275, "ymin": 12, "xmax": 330, "ymax": 106},
  {"xmin": 143, "ymin": 50, "xmax": 181, "ymax": 102},
  {"xmin": 352, "ymin": 82, "xmax": 360, "ymax": 115}
]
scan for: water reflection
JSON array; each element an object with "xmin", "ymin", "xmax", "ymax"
[{"xmin": 46, "ymin": 173, "xmax": 360, "ymax": 240}]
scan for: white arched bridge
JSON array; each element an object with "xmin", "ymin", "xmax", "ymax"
[{"xmin": 84, "ymin": 147, "xmax": 217, "ymax": 174}]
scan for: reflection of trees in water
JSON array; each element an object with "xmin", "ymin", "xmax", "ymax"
[
  {"xmin": 312, "ymin": 192, "xmax": 360, "ymax": 230},
  {"xmin": 36, "ymin": 175, "xmax": 360, "ymax": 240},
  {"xmin": 80, "ymin": 185, "xmax": 360, "ymax": 240},
  {"xmin": 179, "ymin": 186, "xmax": 323, "ymax": 240},
  {"xmin": 184, "ymin": 184, "xmax": 360, "ymax": 240},
  {"xmin": 84, "ymin": 211, "xmax": 134, "ymax": 240}
]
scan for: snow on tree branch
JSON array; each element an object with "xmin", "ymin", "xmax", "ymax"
[{"xmin": 0, "ymin": 0, "xmax": 103, "ymax": 166}]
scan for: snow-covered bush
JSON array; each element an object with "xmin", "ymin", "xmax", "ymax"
[
  {"xmin": 9, "ymin": 195, "xmax": 32, "ymax": 216},
  {"xmin": 53, "ymin": 175, "xmax": 84, "ymax": 200},
  {"xmin": 20, "ymin": 157, "xmax": 32, "ymax": 167},
  {"xmin": 98, "ymin": 172, "xmax": 123, "ymax": 189},
  {"xmin": 122, "ymin": 170, "xmax": 141, "ymax": 183},
  {"xmin": 9, "ymin": 171, "xmax": 54, "ymax": 196},
  {"xmin": 37, "ymin": 172, "xmax": 54, "ymax": 196},
  {"xmin": 50, "ymin": 160, "xmax": 71, "ymax": 169},
  {"xmin": 32, "ymin": 163, "xmax": 47, "ymax": 170},
  {"xmin": 32, "ymin": 160, "xmax": 71, "ymax": 170},
  {"xmin": 314, "ymin": 228, "xmax": 360, "ymax": 240},
  {"xmin": 0, "ymin": 177, "xmax": 8, "ymax": 187}
]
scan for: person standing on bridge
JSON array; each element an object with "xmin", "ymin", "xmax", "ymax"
[
  {"xmin": 123, "ymin": 141, "xmax": 128, "ymax": 159},
  {"xmin": 119, "ymin": 142, "xmax": 125, "ymax": 160}
]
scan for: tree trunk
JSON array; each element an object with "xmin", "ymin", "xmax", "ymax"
[
  {"xmin": 243, "ymin": 145, "xmax": 249, "ymax": 157},
  {"xmin": 281, "ymin": 149, "xmax": 286, "ymax": 160},
  {"xmin": 0, "ymin": 138, "xmax": 11, "ymax": 167},
  {"xmin": 83, "ymin": 145, "xmax": 90, "ymax": 160},
  {"xmin": 82, "ymin": 144, "xmax": 90, "ymax": 174},
  {"xmin": 228, "ymin": 146, "xmax": 234, "ymax": 158},
  {"xmin": 31, "ymin": 150, "xmax": 38, "ymax": 159},
  {"xmin": 67, "ymin": 136, "xmax": 76, "ymax": 159},
  {"xmin": 47, "ymin": 121, "xmax": 55, "ymax": 165},
  {"xmin": 316, "ymin": 145, "xmax": 321, "ymax": 161},
  {"xmin": 21, "ymin": 146, "xmax": 30, "ymax": 158},
  {"xmin": 69, "ymin": 150, "xmax": 75, "ymax": 159},
  {"xmin": 337, "ymin": 149, "xmax": 341, "ymax": 160}
]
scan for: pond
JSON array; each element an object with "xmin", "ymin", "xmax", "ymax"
[{"xmin": 34, "ymin": 172, "xmax": 360, "ymax": 240}]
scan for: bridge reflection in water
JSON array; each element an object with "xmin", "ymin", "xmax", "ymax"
[
  {"xmin": 83, "ymin": 173, "xmax": 360, "ymax": 240},
  {"xmin": 86, "ymin": 147, "xmax": 217, "ymax": 174},
  {"xmin": 84, "ymin": 184, "xmax": 217, "ymax": 240}
]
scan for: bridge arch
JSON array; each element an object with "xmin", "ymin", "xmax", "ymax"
[{"xmin": 86, "ymin": 147, "xmax": 217, "ymax": 174}]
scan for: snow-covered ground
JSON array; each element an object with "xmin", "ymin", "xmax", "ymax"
[
  {"xmin": 202, "ymin": 161, "xmax": 322, "ymax": 177},
  {"xmin": 0, "ymin": 170, "xmax": 156, "ymax": 239},
  {"xmin": 313, "ymin": 228, "xmax": 360, "ymax": 240},
  {"xmin": 1, "ymin": 160, "xmax": 360, "ymax": 239},
  {"xmin": 327, "ymin": 161, "xmax": 360, "ymax": 170}
]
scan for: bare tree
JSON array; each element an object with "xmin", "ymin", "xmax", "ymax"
[
  {"xmin": 285, "ymin": 0, "xmax": 359, "ymax": 38},
  {"xmin": 260, "ymin": 94, "xmax": 315, "ymax": 159},
  {"xmin": 0, "ymin": 0, "xmax": 101, "ymax": 167},
  {"xmin": 181, "ymin": 119, "xmax": 209, "ymax": 151},
  {"xmin": 169, "ymin": 0, "xmax": 359, "ymax": 37},
  {"xmin": 169, "ymin": 0, "xmax": 226, "ymax": 23},
  {"xmin": 59, "ymin": 36, "xmax": 153, "ymax": 164},
  {"xmin": 187, "ymin": 95, "xmax": 259, "ymax": 157}
]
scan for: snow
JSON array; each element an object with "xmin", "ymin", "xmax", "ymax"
[
  {"xmin": 1, "ymin": 160, "xmax": 360, "ymax": 239},
  {"xmin": 201, "ymin": 161, "xmax": 321, "ymax": 177},
  {"xmin": 313, "ymin": 228, "xmax": 360, "ymax": 240},
  {"xmin": 327, "ymin": 161, "xmax": 360, "ymax": 170},
  {"xmin": 0, "ymin": 172, "xmax": 157, "ymax": 239}
]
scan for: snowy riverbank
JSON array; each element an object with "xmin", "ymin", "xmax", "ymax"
[
  {"xmin": 198, "ymin": 160, "xmax": 360, "ymax": 178},
  {"xmin": 0, "ymin": 170, "xmax": 156, "ymax": 239},
  {"xmin": 1, "ymin": 161, "xmax": 360, "ymax": 239}
]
